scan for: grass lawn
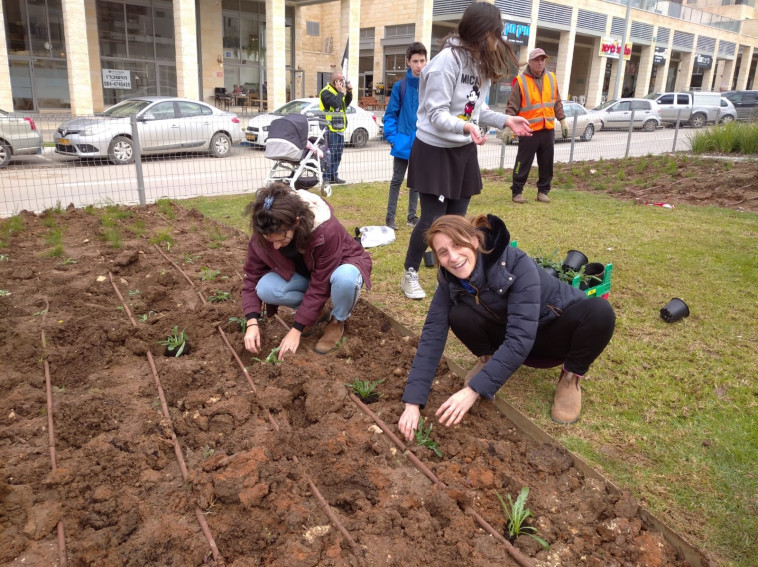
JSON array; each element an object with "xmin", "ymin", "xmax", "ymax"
[{"xmin": 183, "ymin": 156, "xmax": 757, "ymax": 566}]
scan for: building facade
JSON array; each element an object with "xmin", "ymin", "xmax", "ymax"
[{"xmin": 1, "ymin": 0, "xmax": 756, "ymax": 114}]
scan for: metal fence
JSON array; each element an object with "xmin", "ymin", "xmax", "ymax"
[{"xmin": 1, "ymin": 110, "xmax": 699, "ymax": 218}]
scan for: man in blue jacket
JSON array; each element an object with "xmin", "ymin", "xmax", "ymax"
[{"xmin": 384, "ymin": 42, "xmax": 427, "ymax": 230}]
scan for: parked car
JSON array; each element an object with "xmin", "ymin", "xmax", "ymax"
[
  {"xmin": 0, "ymin": 109, "xmax": 43, "ymax": 168},
  {"xmin": 54, "ymin": 97, "xmax": 243, "ymax": 165},
  {"xmin": 644, "ymin": 91, "xmax": 721, "ymax": 128},
  {"xmin": 592, "ymin": 98, "xmax": 661, "ymax": 131},
  {"xmin": 721, "ymin": 90, "xmax": 758, "ymax": 121},
  {"xmin": 501, "ymin": 101, "xmax": 603, "ymax": 143},
  {"xmin": 718, "ymin": 97, "xmax": 737, "ymax": 123},
  {"xmin": 245, "ymin": 98, "xmax": 380, "ymax": 148}
]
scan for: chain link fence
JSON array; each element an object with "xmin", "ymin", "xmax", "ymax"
[{"xmin": 1, "ymin": 109, "xmax": 698, "ymax": 218}]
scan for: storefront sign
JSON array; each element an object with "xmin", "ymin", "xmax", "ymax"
[
  {"xmin": 694, "ymin": 54, "xmax": 713, "ymax": 69},
  {"xmin": 599, "ymin": 37, "xmax": 632, "ymax": 60},
  {"xmin": 102, "ymin": 69, "xmax": 131, "ymax": 89},
  {"xmin": 654, "ymin": 47, "xmax": 668, "ymax": 66},
  {"xmin": 503, "ymin": 21, "xmax": 530, "ymax": 46}
]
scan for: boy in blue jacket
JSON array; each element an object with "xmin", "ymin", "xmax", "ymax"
[{"xmin": 384, "ymin": 42, "xmax": 427, "ymax": 230}]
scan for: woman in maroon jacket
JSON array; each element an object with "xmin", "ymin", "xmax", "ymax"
[{"xmin": 241, "ymin": 182, "xmax": 372, "ymax": 358}]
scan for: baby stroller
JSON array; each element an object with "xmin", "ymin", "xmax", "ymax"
[{"xmin": 263, "ymin": 114, "xmax": 332, "ymax": 197}]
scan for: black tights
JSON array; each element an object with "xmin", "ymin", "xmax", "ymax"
[
  {"xmin": 403, "ymin": 193, "xmax": 470, "ymax": 272},
  {"xmin": 448, "ymin": 297, "xmax": 616, "ymax": 375}
]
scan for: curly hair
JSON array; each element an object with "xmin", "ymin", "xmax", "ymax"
[
  {"xmin": 425, "ymin": 214, "xmax": 492, "ymax": 267},
  {"xmin": 244, "ymin": 182, "xmax": 315, "ymax": 252},
  {"xmin": 443, "ymin": 3, "xmax": 517, "ymax": 82}
]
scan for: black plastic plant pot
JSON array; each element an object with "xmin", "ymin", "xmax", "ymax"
[
  {"xmin": 660, "ymin": 298, "xmax": 690, "ymax": 323},
  {"xmin": 563, "ymin": 249, "xmax": 589, "ymax": 272},
  {"xmin": 164, "ymin": 342, "xmax": 191, "ymax": 357},
  {"xmin": 543, "ymin": 266, "xmax": 559, "ymax": 278},
  {"xmin": 423, "ymin": 250, "xmax": 435, "ymax": 268},
  {"xmin": 580, "ymin": 262, "xmax": 605, "ymax": 290}
]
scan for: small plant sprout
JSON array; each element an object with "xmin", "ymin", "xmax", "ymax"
[
  {"xmin": 128, "ymin": 289, "xmax": 141, "ymax": 296},
  {"xmin": 345, "ymin": 378, "xmax": 384, "ymax": 401},
  {"xmin": 199, "ymin": 267, "xmax": 221, "ymax": 281},
  {"xmin": 0, "ymin": 290, "xmax": 11, "ymax": 297},
  {"xmin": 158, "ymin": 326, "xmax": 189, "ymax": 357},
  {"xmin": 0, "ymin": 254, "xmax": 9, "ymax": 261},
  {"xmin": 138, "ymin": 311, "xmax": 156, "ymax": 323},
  {"xmin": 183, "ymin": 252, "xmax": 201, "ymax": 264},
  {"xmin": 62, "ymin": 257, "xmax": 77, "ymax": 265},
  {"xmin": 251, "ymin": 347, "xmax": 281, "ymax": 365},
  {"xmin": 208, "ymin": 290, "xmax": 232, "ymax": 303},
  {"xmin": 414, "ymin": 416, "xmax": 442, "ymax": 457},
  {"xmin": 229, "ymin": 316, "xmax": 247, "ymax": 332},
  {"xmin": 495, "ymin": 487, "xmax": 549, "ymax": 549}
]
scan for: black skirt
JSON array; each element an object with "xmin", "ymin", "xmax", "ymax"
[{"xmin": 407, "ymin": 138, "xmax": 482, "ymax": 200}]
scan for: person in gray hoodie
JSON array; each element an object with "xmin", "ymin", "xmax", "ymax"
[{"xmin": 400, "ymin": 2, "xmax": 532, "ymax": 301}]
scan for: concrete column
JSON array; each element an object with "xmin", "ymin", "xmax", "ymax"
[
  {"xmin": 701, "ymin": 41, "xmax": 717, "ymax": 92},
  {"xmin": 586, "ymin": 37, "xmax": 607, "ymax": 108},
  {"xmin": 266, "ymin": 0, "xmax": 287, "ymax": 110},
  {"xmin": 555, "ymin": 8, "xmax": 577, "ymax": 99},
  {"xmin": 653, "ymin": 33, "xmax": 674, "ymax": 93},
  {"xmin": 0, "ymin": 8, "xmax": 12, "ymax": 111},
  {"xmin": 720, "ymin": 52, "xmax": 737, "ymax": 92},
  {"xmin": 83, "ymin": 0, "xmax": 104, "ymax": 112},
  {"xmin": 416, "ymin": 0, "xmax": 433, "ymax": 49},
  {"xmin": 198, "ymin": 1, "xmax": 223, "ymax": 105},
  {"xmin": 735, "ymin": 46, "xmax": 754, "ymax": 90},
  {"xmin": 676, "ymin": 50, "xmax": 695, "ymax": 91},
  {"xmin": 173, "ymin": 0, "xmax": 199, "ymax": 100},
  {"xmin": 340, "ymin": 0, "xmax": 360, "ymax": 85},
  {"xmin": 373, "ymin": 25, "xmax": 384, "ymax": 97},
  {"xmin": 62, "ymin": 0, "xmax": 94, "ymax": 114},
  {"xmin": 635, "ymin": 43, "xmax": 654, "ymax": 97}
]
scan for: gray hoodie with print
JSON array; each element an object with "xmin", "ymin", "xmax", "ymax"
[{"xmin": 415, "ymin": 43, "xmax": 509, "ymax": 148}]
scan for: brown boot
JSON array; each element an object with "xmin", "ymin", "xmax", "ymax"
[
  {"xmin": 551, "ymin": 369, "xmax": 582, "ymax": 424},
  {"xmin": 464, "ymin": 355, "xmax": 492, "ymax": 387},
  {"xmin": 314, "ymin": 318, "xmax": 344, "ymax": 354},
  {"xmin": 302, "ymin": 306, "xmax": 331, "ymax": 337}
]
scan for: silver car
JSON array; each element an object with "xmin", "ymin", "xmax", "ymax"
[
  {"xmin": 54, "ymin": 97, "xmax": 243, "ymax": 165},
  {"xmin": 0, "ymin": 109, "xmax": 43, "ymax": 168},
  {"xmin": 718, "ymin": 97, "xmax": 737, "ymax": 123},
  {"xmin": 592, "ymin": 98, "xmax": 662, "ymax": 131},
  {"xmin": 501, "ymin": 101, "xmax": 603, "ymax": 144}
]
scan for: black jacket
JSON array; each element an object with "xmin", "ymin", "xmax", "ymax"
[{"xmin": 401, "ymin": 215, "xmax": 587, "ymax": 407}]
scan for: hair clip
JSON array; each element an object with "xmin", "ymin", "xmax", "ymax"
[{"xmin": 263, "ymin": 195, "xmax": 274, "ymax": 211}]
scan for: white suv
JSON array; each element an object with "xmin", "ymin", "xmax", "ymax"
[{"xmin": 592, "ymin": 98, "xmax": 662, "ymax": 131}]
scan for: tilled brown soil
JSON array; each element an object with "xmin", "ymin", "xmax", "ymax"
[{"xmin": 1, "ymin": 204, "xmax": 693, "ymax": 566}]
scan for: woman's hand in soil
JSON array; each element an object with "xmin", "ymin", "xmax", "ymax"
[
  {"xmin": 435, "ymin": 387, "xmax": 480, "ymax": 427},
  {"xmin": 278, "ymin": 328, "xmax": 302, "ymax": 359},
  {"xmin": 398, "ymin": 404, "xmax": 421, "ymax": 442},
  {"xmin": 244, "ymin": 324, "xmax": 261, "ymax": 353}
]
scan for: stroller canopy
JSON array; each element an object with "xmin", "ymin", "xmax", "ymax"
[{"xmin": 265, "ymin": 114, "xmax": 310, "ymax": 161}]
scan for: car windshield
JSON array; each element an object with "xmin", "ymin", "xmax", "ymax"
[
  {"xmin": 272, "ymin": 100, "xmax": 314, "ymax": 116},
  {"xmin": 643, "ymin": 93, "xmax": 660, "ymax": 100},
  {"xmin": 594, "ymin": 100, "xmax": 617, "ymax": 110},
  {"xmin": 101, "ymin": 100, "xmax": 152, "ymax": 117}
]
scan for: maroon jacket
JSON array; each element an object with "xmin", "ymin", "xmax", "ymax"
[{"xmin": 241, "ymin": 199, "xmax": 372, "ymax": 329}]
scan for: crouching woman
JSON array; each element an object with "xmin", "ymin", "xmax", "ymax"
[
  {"xmin": 398, "ymin": 214, "xmax": 615, "ymax": 440},
  {"xmin": 241, "ymin": 182, "xmax": 372, "ymax": 358}
]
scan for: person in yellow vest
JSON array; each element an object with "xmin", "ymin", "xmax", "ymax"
[
  {"xmin": 507, "ymin": 48, "xmax": 568, "ymax": 204},
  {"xmin": 319, "ymin": 72, "xmax": 352, "ymax": 184}
]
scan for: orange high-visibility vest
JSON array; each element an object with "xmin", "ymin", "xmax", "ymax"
[{"xmin": 514, "ymin": 71, "xmax": 558, "ymax": 131}]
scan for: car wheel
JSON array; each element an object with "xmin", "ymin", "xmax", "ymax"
[
  {"xmin": 0, "ymin": 141, "xmax": 11, "ymax": 168},
  {"xmin": 580, "ymin": 124, "xmax": 594, "ymax": 142},
  {"xmin": 209, "ymin": 132, "xmax": 232, "ymax": 157},
  {"xmin": 689, "ymin": 113, "xmax": 706, "ymax": 128},
  {"xmin": 720, "ymin": 115, "xmax": 735, "ymax": 124},
  {"xmin": 642, "ymin": 119, "xmax": 657, "ymax": 132},
  {"xmin": 350, "ymin": 128, "xmax": 368, "ymax": 148},
  {"xmin": 108, "ymin": 136, "xmax": 135, "ymax": 165}
]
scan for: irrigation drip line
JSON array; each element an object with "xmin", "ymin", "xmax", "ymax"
[
  {"xmin": 154, "ymin": 245, "xmax": 361, "ymax": 557},
  {"xmin": 108, "ymin": 272, "xmax": 221, "ymax": 562},
  {"xmin": 39, "ymin": 300, "xmax": 68, "ymax": 566},
  {"xmin": 349, "ymin": 395, "xmax": 535, "ymax": 567}
]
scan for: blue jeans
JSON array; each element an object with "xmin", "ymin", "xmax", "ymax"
[
  {"xmin": 255, "ymin": 264, "xmax": 363, "ymax": 321},
  {"xmin": 325, "ymin": 130, "xmax": 345, "ymax": 181},
  {"xmin": 385, "ymin": 157, "xmax": 419, "ymax": 225}
]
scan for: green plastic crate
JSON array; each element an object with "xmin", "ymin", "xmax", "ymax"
[{"xmin": 572, "ymin": 263, "xmax": 612, "ymax": 299}]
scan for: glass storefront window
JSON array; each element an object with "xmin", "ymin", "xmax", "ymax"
[
  {"xmin": 9, "ymin": 60, "xmax": 34, "ymax": 110},
  {"xmin": 223, "ymin": 16, "xmax": 241, "ymax": 59},
  {"xmin": 154, "ymin": 7, "xmax": 174, "ymax": 60},
  {"xmin": 126, "ymin": 4, "xmax": 152, "ymax": 60},
  {"xmin": 33, "ymin": 59, "xmax": 70, "ymax": 108},
  {"xmin": 4, "ymin": 0, "xmax": 29, "ymax": 54},
  {"xmin": 99, "ymin": 2, "xmax": 128, "ymax": 58},
  {"xmin": 27, "ymin": 0, "xmax": 50, "ymax": 56}
]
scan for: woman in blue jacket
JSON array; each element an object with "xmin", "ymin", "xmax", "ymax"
[{"xmin": 398, "ymin": 214, "xmax": 615, "ymax": 439}]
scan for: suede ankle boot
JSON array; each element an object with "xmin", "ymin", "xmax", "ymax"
[
  {"xmin": 551, "ymin": 369, "xmax": 582, "ymax": 424},
  {"xmin": 315, "ymin": 318, "xmax": 344, "ymax": 354},
  {"xmin": 464, "ymin": 355, "xmax": 492, "ymax": 387}
]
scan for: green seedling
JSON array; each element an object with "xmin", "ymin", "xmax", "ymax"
[
  {"xmin": 33, "ymin": 309, "xmax": 47, "ymax": 316},
  {"xmin": 183, "ymin": 252, "xmax": 201, "ymax": 264},
  {"xmin": 62, "ymin": 257, "xmax": 77, "ymax": 265},
  {"xmin": 495, "ymin": 487, "xmax": 549, "ymax": 549},
  {"xmin": 414, "ymin": 416, "xmax": 442, "ymax": 457},
  {"xmin": 345, "ymin": 378, "xmax": 384, "ymax": 400},
  {"xmin": 128, "ymin": 289, "xmax": 141, "ymax": 296},
  {"xmin": 199, "ymin": 266, "xmax": 220, "ymax": 281},
  {"xmin": 158, "ymin": 326, "xmax": 188, "ymax": 357},
  {"xmin": 138, "ymin": 311, "xmax": 156, "ymax": 323},
  {"xmin": 0, "ymin": 290, "xmax": 11, "ymax": 297},
  {"xmin": 149, "ymin": 229, "xmax": 174, "ymax": 248},
  {"xmin": 208, "ymin": 290, "xmax": 232, "ymax": 303},
  {"xmin": 202, "ymin": 445, "xmax": 215, "ymax": 459},
  {"xmin": 229, "ymin": 316, "xmax": 247, "ymax": 332},
  {"xmin": 252, "ymin": 347, "xmax": 281, "ymax": 365},
  {"xmin": 0, "ymin": 254, "xmax": 8, "ymax": 261}
]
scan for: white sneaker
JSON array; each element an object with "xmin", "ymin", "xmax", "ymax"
[{"xmin": 401, "ymin": 268, "xmax": 426, "ymax": 299}]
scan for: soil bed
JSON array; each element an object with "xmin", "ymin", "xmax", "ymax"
[{"xmin": 1, "ymin": 204, "xmax": 693, "ymax": 566}]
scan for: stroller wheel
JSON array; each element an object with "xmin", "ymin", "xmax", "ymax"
[{"xmin": 321, "ymin": 184, "xmax": 332, "ymax": 198}]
